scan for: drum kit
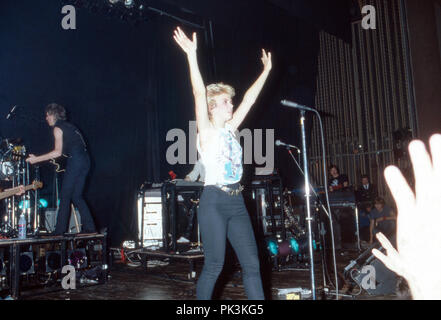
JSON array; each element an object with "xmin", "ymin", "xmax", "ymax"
[{"xmin": 0, "ymin": 137, "xmax": 42, "ymax": 237}]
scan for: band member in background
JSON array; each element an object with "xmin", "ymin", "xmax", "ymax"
[
  {"xmin": 328, "ymin": 165, "xmax": 349, "ymax": 192},
  {"xmin": 178, "ymin": 159, "xmax": 205, "ymax": 244},
  {"xmin": 173, "ymin": 26, "xmax": 271, "ymax": 300},
  {"xmin": 369, "ymin": 197, "xmax": 396, "ymax": 244},
  {"xmin": 327, "ymin": 165, "xmax": 350, "ymax": 251},
  {"xmin": 356, "ymin": 174, "xmax": 378, "ymax": 244},
  {"xmin": 357, "ymin": 174, "xmax": 377, "ymax": 203},
  {"xmin": 26, "ymin": 103, "xmax": 96, "ymax": 235},
  {"xmin": 358, "ymin": 202, "xmax": 373, "ymax": 244}
]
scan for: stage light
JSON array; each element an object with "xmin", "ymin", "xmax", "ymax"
[
  {"xmin": 46, "ymin": 251, "xmax": 62, "ymax": 272},
  {"xmin": 267, "ymin": 239, "xmax": 279, "ymax": 256},
  {"xmin": 19, "ymin": 252, "xmax": 35, "ymax": 275},
  {"xmin": 290, "ymin": 237, "xmax": 300, "ymax": 254},
  {"xmin": 39, "ymin": 198, "xmax": 48, "ymax": 208},
  {"xmin": 289, "ymin": 236, "xmax": 317, "ymax": 255},
  {"xmin": 108, "ymin": 0, "xmax": 120, "ymax": 4},
  {"xmin": 124, "ymin": 0, "xmax": 134, "ymax": 8},
  {"xmin": 18, "ymin": 200, "xmax": 31, "ymax": 210},
  {"xmin": 266, "ymin": 236, "xmax": 318, "ymax": 258}
]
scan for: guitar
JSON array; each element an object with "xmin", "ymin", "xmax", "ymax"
[
  {"xmin": 50, "ymin": 154, "xmax": 68, "ymax": 173},
  {"xmin": 0, "ymin": 180, "xmax": 43, "ymax": 200},
  {"xmin": 21, "ymin": 150, "xmax": 67, "ymax": 173}
]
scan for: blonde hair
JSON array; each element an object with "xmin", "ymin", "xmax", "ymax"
[{"xmin": 206, "ymin": 83, "xmax": 235, "ymax": 113}]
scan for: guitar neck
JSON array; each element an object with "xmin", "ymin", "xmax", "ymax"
[{"xmin": 0, "ymin": 184, "xmax": 36, "ymax": 200}]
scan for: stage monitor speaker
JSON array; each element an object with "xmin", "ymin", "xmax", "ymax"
[
  {"xmin": 19, "ymin": 252, "xmax": 35, "ymax": 275},
  {"xmin": 46, "ymin": 251, "xmax": 62, "ymax": 272},
  {"xmin": 45, "ymin": 207, "xmax": 82, "ymax": 233},
  {"xmin": 346, "ymin": 245, "xmax": 398, "ymax": 295}
]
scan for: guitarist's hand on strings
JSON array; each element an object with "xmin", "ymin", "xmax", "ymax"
[
  {"xmin": 5, "ymin": 185, "xmax": 25, "ymax": 196},
  {"xmin": 16, "ymin": 185, "xmax": 25, "ymax": 195}
]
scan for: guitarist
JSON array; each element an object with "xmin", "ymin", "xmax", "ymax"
[{"xmin": 26, "ymin": 103, "xmax": 96, "ymax": 235}]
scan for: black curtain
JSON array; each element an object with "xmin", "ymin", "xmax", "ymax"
[
  {"xmin": 0, "ymin": 1, "xmax": 203, "ymax": 246},
  {"xmin": 0, "ymin": 0, "xmax": 326, "ymax": 246},
  {"xmin": 208, "ymin": 1, "xmax": 320, "ymax": 188}
]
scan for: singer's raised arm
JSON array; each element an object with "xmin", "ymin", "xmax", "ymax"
[
  {"xmin": 227, "ymin": 49, "xmax": 272, "ymax": 131},
  {"xmin": 173, "ymin": 27, "xmax": 210, "ymax": 135}
]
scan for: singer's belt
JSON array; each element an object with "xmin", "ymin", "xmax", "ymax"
[{"xmin": 215, "ymin": 183, "xmax": 244, "ymax": 196}]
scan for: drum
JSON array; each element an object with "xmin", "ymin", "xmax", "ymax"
[{"xmin": 278, "ymin": 240, "xmax": 293, "ymax": 256}]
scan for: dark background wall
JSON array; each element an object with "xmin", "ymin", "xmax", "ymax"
[
  {"xmin": 0, "ymin": 0, "xmax": 350, "ymax": 246},
  {"xmin": 406, "ymin": 0, "xmax": 441, "ymax": 143}
]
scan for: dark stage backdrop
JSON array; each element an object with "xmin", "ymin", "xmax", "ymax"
[{"xmin": 0, "ymin": 0, "xmax": 327, "ymax": 246}]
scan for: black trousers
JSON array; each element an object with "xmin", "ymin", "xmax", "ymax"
[
  {"xmin": 54, "ymin": 154, "xmax": 96, "ymax": 234},
  {"xmin": 196, "ymin": 185, "xmax": 264, "ymax": 300}
]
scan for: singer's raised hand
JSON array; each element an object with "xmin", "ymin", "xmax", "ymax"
[
  {"xmin": 173, "ymin": 27, "xmax": 197, "ymax": 56},
  {"xmin": 261, "ymin": 49, "xmax": 272, "ymax": 72}
]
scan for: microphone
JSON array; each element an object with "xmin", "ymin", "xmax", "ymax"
[
  {"xmin": 6, "ymin": 105, "xmax": 17, "ymax": 120},
  {"xmin": 281, "ymin": 100, "xmax": 316, "ymax": 112},
  {"xmin": 275, "ymin": 140, "xmax": 301, "ymax": 153}
]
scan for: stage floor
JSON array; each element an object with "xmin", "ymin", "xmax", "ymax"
[{"xmin": 18, "ymin": 249, "xmax": 409, "ymax": 300}]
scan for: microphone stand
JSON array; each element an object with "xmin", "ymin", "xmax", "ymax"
[
  {"xmin": 286, "ymin": 148, "xmax": 335, "ymax": 290},
  {"xmin": 299, "ymin": 110, "xmax": 316, "ymax": 300},
  {"xmin": 282, "ymin": 99, "xmax": 339, "ymax": 300},
  {"xmin": 33, "ymin": 165, "xmax": 41, "ymax": 235}
]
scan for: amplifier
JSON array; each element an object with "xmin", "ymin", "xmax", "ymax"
[
  {"xmin": 329, "ymin": 201, "xmax": 356, "ymax": 208},
  {"xmin": 327, "ymin": 190, "xmax": 356, "ymax": 203},
  {"xmin": 45, "ymin": 207, "xmax": 82, "ymax": 233},
  {"xmin": 261, "ymin": 215, "xmax": 284, "ymax": 234},
  {"xmin": 137, "ymin": 188, "xmax": 163, "ymax": 249},
  {"xmin": 251, "ymin": 180, "xmax": 284, "ymax": 236}
]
